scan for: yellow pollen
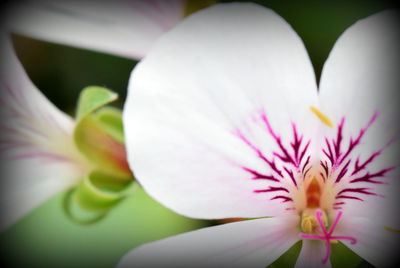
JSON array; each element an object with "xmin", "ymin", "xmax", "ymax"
[
  {"xmin": 310, "ymin": 106, "xmax": 334, "ymax": 127},
  {"xmin": 384, "ymin": 226, "xmax": 400, "ymax": 233},
  {"xmin": 183, "ymin": 0, "xmax": 217, "ymax": 17},
  {"xmin": 301, "ymin": 209, "xmax": 328, "ymax": 234}
]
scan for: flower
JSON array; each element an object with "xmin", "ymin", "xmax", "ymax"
[
  {"xmin": 0, "ymin": 34, "xmax": 131, "ymax": 231},
  {"xmin": 120, "ymin": 3, "xmax": 400, "ymax": 267},
  {"xmin": 0, "ymin": 35, "xmax": 90, "ymax": 230},
  {"xmin": 5, "ymin": 0, "xmax": 209, "ymax": 60}
]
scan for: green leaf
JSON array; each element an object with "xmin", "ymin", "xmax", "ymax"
[
  {"xmin": 76, "ymin": 86, "xmax": 118, "ymax": 121},
  {"xmin": 330, "ymin": 241, "xmax": 363, "ymax": 268},
  {"xmin": 1, "ymin": 187, "xmax": 208, "ymax": 268},
  {"xmin": 268, "ymin": 240, "xmax": 302, "ymax": 268},
  {"xmin": 268, "ymin": 240, "xmax": 363, "ymax": 268}
]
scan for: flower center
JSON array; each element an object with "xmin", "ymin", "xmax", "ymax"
[
  {"xmin": 298, "ymin": 176, "xmax": 357, "ymax": 264},
  {"xmin": 299, "ymin": 176, "xmax": 328, "ymax": 233},
  {"xmin": 299, "ymin": 210, "xmax": 357, "ymax": 264}
]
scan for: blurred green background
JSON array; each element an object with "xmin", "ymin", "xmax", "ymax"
[{"xmin": 1, "ymin": 0, "xmax": 397, "ymax": 267}]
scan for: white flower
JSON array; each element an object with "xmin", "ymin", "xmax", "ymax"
[
  {"xmin": 0, "ymin": 35, "xmax": 91, "ymax": 231},
  {"xmin": 5, "ymin": 0, "xmax": 187, "ymax": 59},
  {"xmin": 121, "ymin": 3, "xmax": 400, "ymax": 267}
]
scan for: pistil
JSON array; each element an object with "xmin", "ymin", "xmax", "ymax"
[{"xmin": 299, "ymin": 210, "xmax": 357, "ymax": 264}]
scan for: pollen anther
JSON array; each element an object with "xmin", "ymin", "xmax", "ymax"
[
  {"xmin": 310, "ymin": 106, "xmax": 334, "ymax": 127},
  {"xmin": 300, "ymin": 208, "xmax": 328, "ymax": 234}
]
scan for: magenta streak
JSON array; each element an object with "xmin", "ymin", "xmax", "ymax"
[
  {"xmin": 270, "ymin": 195, "xmax": 292, "ymax": 203},
  {"xmin": 335, "ymin": 159, "xmax": 351, "ymax": 183},
  {"xmin": 254, "ymin": 186, "xmax": 289, "ymax": 193},
  {"xmin": 319, "ymin": 172, "xmax": 326, "ymax": 182},
  {"xmin": 350, "ymin": 137, "xmax": 395, "ymax": 176},
  {"xmin": 338, "ymin": 113, "xmax": 378, "ymax": 166},
  {"xmin": 333, "ymin": 118, "xmax": 344, "ymax": 161},
  {"xmin": 320, "ymin": 160, "xmax": 329, "ymax": 178},
  {"xmin": 299, "ymin": 141, "xmax": 311, "ymax": 166},
  {"xmin": 290, "ymin": 124, "xmax": 301, "ymax": 161},
  {"xmin": 351, "ymin": 151, "xmax": 381, "ymax": 176},
  {"xmin": 336, "ymin": 195, "xmax": 363, "ymax": 201},
  {"xmin": 260, "ymin": 113, "xmax": 296, "ymax": 167},
  {"xmin": 242, "ymin": 167, "xmax": 279, "ymax": 182},
  {"xmin": 237, "ymin": 112, "xmax": 314, "ymax": 199},
  {"xmin": 323, "ymin": 137, "xmax": 335, "ymax": 166},
  {"xmin": 302, "ymin": 156, "xmax": 311, "ymax": 174},
  {"xmin": 323, "ymin": 113, "xmax": 378, "ymax": 171},
  {"xmin": 283, "ymin": 167, "xmax": 297, "ymax": 187},
  {"xmin": 235, "ymin": 130, "xmax": 283, "ymax": 177},
  {"xmin": 350, "ymin": 168, "xmax": 394, "ymax": 184},
  {"xmin": 303, "ymin": 167, "xmax": 311, "ymax": 180},
  {"xmin": 333, "ymin": 202, "xmax": 345, "ymax": 206},
  {"xmin": 337, "ymin": 187, "xmax": 380, "ymax": 197},
  {"xmin": 299, "ymin": 210, "xmax": 357, "ymax": 264}
]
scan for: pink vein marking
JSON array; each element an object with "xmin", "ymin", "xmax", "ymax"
[
  {"xmin": 351, "ymin": 151, "xmax": 382, "ymax": 176},
  {"xmin": 323, "ymin": 113, "xmax": 379, "ymax": 173},
  {"xmin": 320, "ymin": 160, "xmax": 329, "ymax": 178},
  {"xmin": 323, "ymin": 137, "xmax": 335, "ymax": 166},
  {"xmin": 260, "ymin": 113, "xmax": 296, "ymax": 167},
  {"xmin": 299, "ymin": 210, "xmax": 357, "ymax": 264},
  {"xmin": 283, "ymin": 166, "xmax": 297, "ymax": 187},
  {"xmin": 338, "ymin": 113, "xmax": 378, "ymax": 166},
  {"xmin": 350, "ymin": 168, "xmax": 394, "ymax": 184},
  {"xmin": 333, "ymin": 118, "xmax": 344, "ymax": 161},
  {"xmin": 335, "ymin": 159, "xmax": 351, "ymax": 183},
  {"xmin": 270, "ymin": 195, "xmax": 292, "ymax": 203},
  {"xmin": 254, "ymin": 186, "xmax": 289, "ymax": 193},
  {"xmin": 302, "ymin": 156, "xmax": 311, "ymax": 174},
  {"xmin": 351, "ymin": 138, "xmax": 395, "ymax": 176},
  {"xmin": 337, "ymin": 187, "xmax": 381, "ymax": 197},
  {"xmin": 242, "ymin": 167, "xmax": 279, "ymax": 182},
  {"xmin": 235, "ymin": 130, "xmax": 283, "ymax": 177},
  {"xmin": 336, "ymin": 195, "xmax": 363, "ymax": 201}
]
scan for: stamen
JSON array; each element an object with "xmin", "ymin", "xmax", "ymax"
[
  {"xmin": 310, "ymin": 106, "xmax": 334, "ymax": 127},
  {"xmin": 384, "ymin": 226, "xmax": 400, "ymax": 233},
  {"xmin": 299, "ymin": 210, "xmax": 357, "ymax": 264}
]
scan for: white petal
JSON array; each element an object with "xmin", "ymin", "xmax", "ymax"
[
  {"xmin": 318, "ymin": 11, "xmax": 400, "ymax": 226},
  {"xmin": 124, "ymin": 3, "xmax": 319, "ymax": 219},
  {"xmin": 5, "ymin": 0, "xmax": 185, "ymax": 59},
  {"xmin": 118, "ymin": 215, "xmax": 299, "ymax": 268},
  {"xmin": 0, "ymin": 158, "xmax": 82, "ymax": 230},
  {"xmin": 319, "ymin": 10, "xmax": 400, "ymax": 131},
  {"xmin": 338, "ymin": 216, "xmax": 400, "ymax": 267},
  {"xmin": 318, "ymin": 11, "xmax": 400, "ymax": 174},
  {"xmin": 295, "ymin": 240, "xmax": 331, "ymax": 268},
  {"xmin": 0, "ymin": 34, "xmax": 87, "ymax": 230},
  {"xmin": 339, "ymin": 168, "xmax": 400, "ymax": 230}
]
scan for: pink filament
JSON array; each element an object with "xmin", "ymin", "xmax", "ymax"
[{"xmin": 299, "ymin": 210, "xmax": 357, "ymax": 264}]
